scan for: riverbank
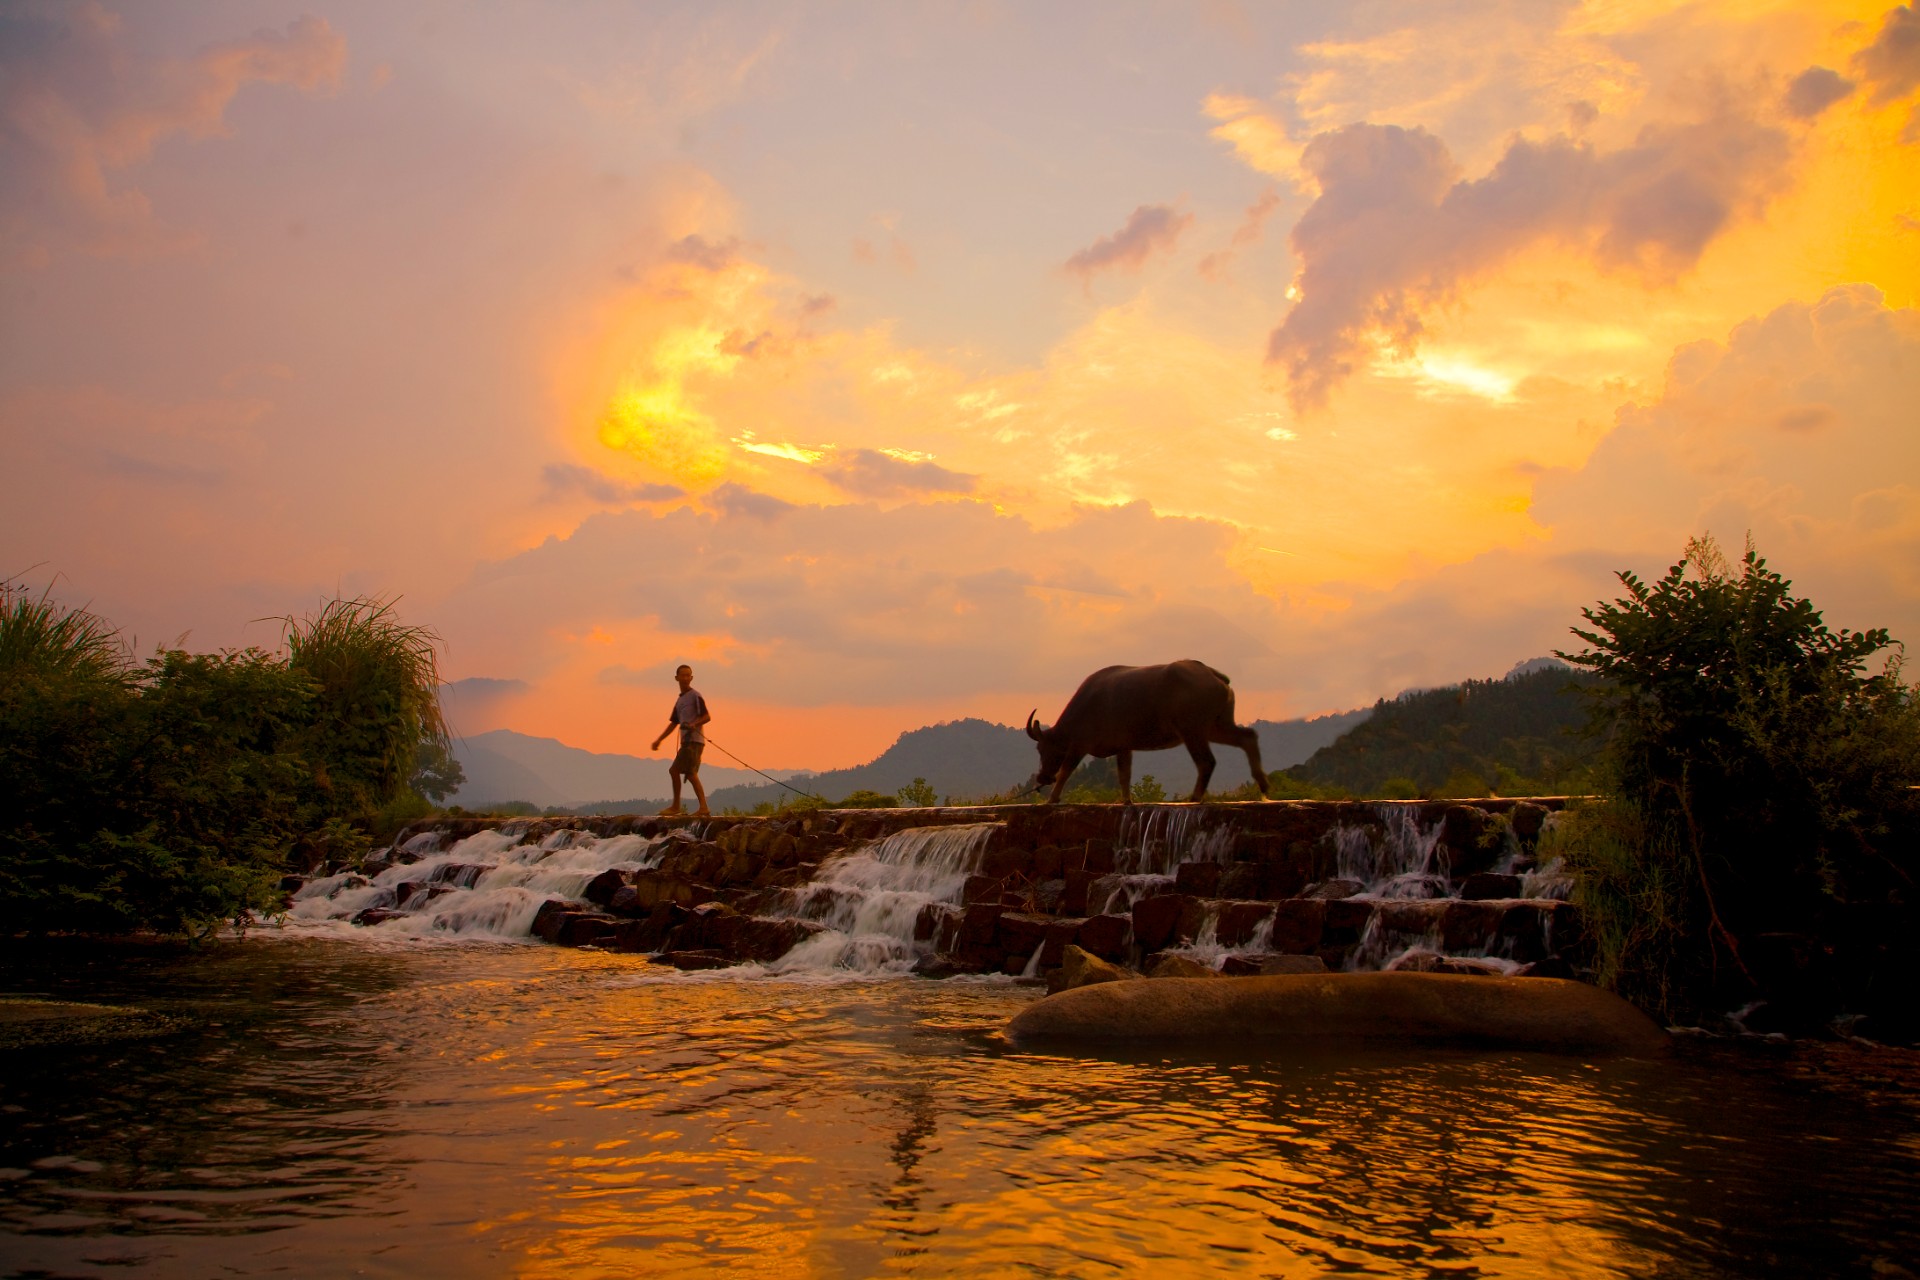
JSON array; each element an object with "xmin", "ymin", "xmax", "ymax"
[{"xmin": 2, "ymin": 935, "xmax": 1917, "ymax": 1279}]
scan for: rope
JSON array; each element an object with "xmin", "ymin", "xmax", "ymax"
[{"xmin": 702, "ymin": 736, "xmax": 824, "ymax": 803}]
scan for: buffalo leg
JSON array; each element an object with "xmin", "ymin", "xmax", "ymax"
[
  {"xmin": 1116, "ymin": 750, "xmax": 1133, "ymax": 806},
  {"xmin": 1182, "ymin": 735, "xmax": 1217, "ymax": 802},
  {"xmin": 1045, "ymin": 755, "xmax": 1081, "ymax": 805},
  {"xmin": 1210, "ymin": 723, "xmax": 1270, "ymax": 798}
]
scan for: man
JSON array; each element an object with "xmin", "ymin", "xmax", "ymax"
[{"xmin": 651, "ymin": 663, "xmax": 711, "ymax": 817}]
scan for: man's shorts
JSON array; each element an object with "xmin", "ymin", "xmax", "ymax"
[{"xmin": 671, "ymin": 740, "xmax": 704, "ymax": 774}]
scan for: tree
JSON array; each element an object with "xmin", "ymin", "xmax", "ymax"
[{"xmin": 1556, "ymin": 536, "xmax": 1919, "ymax": 1027}]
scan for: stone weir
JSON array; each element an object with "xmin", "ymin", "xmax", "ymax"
[{"xmin": 286, "ymin": 799, "xmax": 1586, "ymax": 984}]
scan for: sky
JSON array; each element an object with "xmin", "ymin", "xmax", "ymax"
[{"xmin": 3, "ymin": 0, "xmax": 1917, "ymax": 770}]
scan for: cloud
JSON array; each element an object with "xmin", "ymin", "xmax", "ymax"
[
  {"xmin": 663, "ymin": 233, "xmax": 743, "ymax": 272},
  {"xmin": 0, "ymin": 5, "xmax": 346, "ymax": 264},
  {"xmin": 1062, "ymin": 205, "xmax": 1194, "ymax": 285},
  {"xmin": 1268, "ymin": 113, "xmax": 1793, "ymax": 409},
  {"xmin": 1784, "ymin": 66, "xmax": 1855, "ymax": 119},
  {"xmin": 707, "ymin": 481, "xmax": 796, "ymax": 521},
  {"xmin": 541, "ymin": 463, "xmax": 684, "ymax": 506},
  {"xmin": 1198, "ymin": 187, "xmax": 1281, "ymax": 280},
  {"xmin": 1854, "ymin": 5, "xmax": 1920, "ymax": 105},
  {"xmin": 818, "ymin": 448, "xmax": 977, "ymax": 499}
]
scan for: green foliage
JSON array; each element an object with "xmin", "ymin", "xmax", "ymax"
[
  {"xmin": 1544, "ymin": 799, "xmax": 1692, "ymax": 1017},
  {"xmin": 410, "ymin": 739, "xmax": 465, "ymax": 804},
  {"xmin": 1559, "ymin": 536, "xmax": 1920, "ymax": 1024},
  {"xmin": 1129, "ymin": 774, "xmax": 1166, "ymax": 804},
  {"xmin": 1261, "ymin": 771, "xmax": 1350, "ymax": 801},
  {"xmin": 1, "ymin": 585, "xmax": 456, "ymax": 938},
  {"xmin": 1288, "ymin": 665, "xmax": 1602, "ymax": 797},
  {"xmin": 837, "ymin": 789, "xmax": 898, "ymax": 809},
  {"xmin": 282, "ymin": 596, "xmax": 449, "ymax": 817},
  {"xmin": 897, "ymin": 777, "xmax": 938, "ymax": 807}
]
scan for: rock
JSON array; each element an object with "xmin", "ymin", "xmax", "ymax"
[
  {"xmin": 731, "ymin": 916, "xmax": 826, "ymax": 963},
  {"xmin": 1074, "ymin": 914, "xmax": 1132, "ymax": 961},
  {"xmin": 607, "ymin": 886, "xmax": 643, "ymax": 917},
  {"xmin": 1215, "ymin": 901, "xmax": 1274, "ymax": 948},
  {"xmin": 960, "ymin": 903, "xmax": 1004, "ymax": 946},
  {"xmin": 1005, "ymin": 972, "xmax": 1673, "ymax": 1056},
  {"xmin": 1305, "ymin": 878, "xmax": 1365, "ymax": 901},
  {"xmin": 556, "ymin": 913, "xmax": 619, "ymax": 947},
  {"xmin": 962, "ymin": 874, "xmax": 1005, "ymax": 905},
  {"xmin": 278, "ymin": 874, "xmax": 306, "ymax": 894},
  {"xmin": 664, "ymin": 950, "xmax": 732, "ymax": 970},
  {"xmin": 1321, "ymin": 898, "xmax": 1374, "ymax": 946},
  {"xmin": 1441, "ymin": 900, "xmax": 1507, "ymax": 952},
  {"xmin": 1050, "ymin": 944, "xmax": 1136, "ymax": 993},
  {"xmin": 994, "ymin": 912, "xmax": 1052, "ymax": 958},
  {"xmin": 353, "ymin": 907, "xmax": 405, "ymax": 926},
  {"xmin": 910, "ymin": 954, "xmax": 962, "ymax": 979},
  {"xmin": 1083, "ymin": 838, "xmax": 1116, "ymax": 875},
  {"xmin": 1387, "ymin": 951, "xmax": 1504, "ymax": 976},
  {"xmin": 1268, "ymin": 899, "xmax": 1327, "ymax": 953},
  {"xmin": 1460, "ymin": 872, "xmax": 1522, "ymax": 901},
  {"xmin": 583, "ymin": 868, "xmax": 629, "ymax": 906},
  {"xmin": 530, "ymin": 899, "xmax": 573, "ymax": 942},
  {"xmin": 1257, "ymin": 954, "xmax": 1329, "ymax": 976},
  {"xmin": 1132, "ymin": 894, "xmax": 1190, "ymax": 951},
  {"xmin": 1174, "ymin": 861, "xmax": 1222, "ymax": 897},
  {"xmin": 1061, "ymin": 868, "xmax": 1098, "ymax": 915},
  {"xmin": 1217, "ymin": 863, "xmax": 1265, "ymax": 900},
  {"xmin": 1148, "ymin": 954, "xmax": 1219, "ymax": 980},
  {"xmin": 1510, "ymin": 801, "xmax": 1548, "ymax": 842}
]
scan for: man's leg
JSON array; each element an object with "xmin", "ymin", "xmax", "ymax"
[
  {"xmin": 664, "ymin": 766, "xmax": 685, "ymax": 815},
  {"xmin": 690, "ymin": 768, "xmax": 709, "ymax": 815}
]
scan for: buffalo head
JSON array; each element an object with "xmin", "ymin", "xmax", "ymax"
[{"xmin": 1024, "ymin": 708, "xmax": 1072, "ymax": 794}]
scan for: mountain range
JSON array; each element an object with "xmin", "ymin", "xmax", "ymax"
[{"xmin": 449, "ymin": 710, "xmax": 1372, "ymax": 812}]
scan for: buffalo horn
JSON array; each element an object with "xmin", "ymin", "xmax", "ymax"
[{"xmin": 1025, "ymin": 709, "xmax": 1043, "ymax": 741}]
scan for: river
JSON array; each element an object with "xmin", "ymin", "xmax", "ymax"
[{"xmin": 2, "ymin": 935, "xmax": 1917, "ymax": 1278}]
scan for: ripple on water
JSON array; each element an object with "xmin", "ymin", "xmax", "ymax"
[{"xmin": 0, "ymin": 937, "xmax": 1917, "ymax": 1278}]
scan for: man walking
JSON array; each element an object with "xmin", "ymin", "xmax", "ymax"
[{"xmin": 651, "ymin": 663, "xmax": 712, "ymax": 817}]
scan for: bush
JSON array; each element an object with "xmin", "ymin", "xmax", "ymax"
[
  {"xmin": 897, "ymin": 777, "xmax": 937, "ymax": 807},
  {"xmin": 1559, "ymin": 537, "xmax": 1920, "ymax": 1026},
  {"xmin": 0, "ymin": 585, "xmax": 456, "ymax": 937},
  {"xmin": 1129, "ymin": 774, "xmax": 1166, "ymax": 804},
  {"xmin": 837, "ymin": 789, "xmax": 897, "ymax": 809}
]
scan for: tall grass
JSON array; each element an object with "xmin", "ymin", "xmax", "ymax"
[
  {"xmin": 282, "ymin": 596, "xmax": 449, "ymax": 815},
  {"xmin": 0, "ymin": 582, "xmax": 127, "ymax": 682}
]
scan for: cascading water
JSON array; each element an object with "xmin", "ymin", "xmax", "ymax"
[
  {"xmin": 755, "ymin": 823, "xmax": 1000, "ymax": 976},
  {"xmin": 1333, "ymin": 806, "xmax": 1449, "ymax": 898},
  {"xmin": 1087, "ymin": 806, "xmax": 1241, "ymax": 916},
  {"xmin": 289, "ymin": 826, "xmax": 666, "ymax": 941}
]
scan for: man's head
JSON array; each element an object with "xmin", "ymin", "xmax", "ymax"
[{"xmin": 675, "ymin": 664, "xmax": 693, "ymax": 691}]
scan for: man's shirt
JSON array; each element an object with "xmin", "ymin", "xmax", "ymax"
[{"xmin": 671, "ymin": 688, "xmax": 708, "ymax": 744}]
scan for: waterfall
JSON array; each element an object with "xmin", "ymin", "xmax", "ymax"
[
  {"xmin": 287, "ymin": 827, "xmax": 664, "ymax": 942},
  {"xmin": 759, "ymin": 823, "xmax": 999, "ymax": 977},
  {"xmin": 1331, "ymin": 805, "xmax": 1450, "ymax": 898}
]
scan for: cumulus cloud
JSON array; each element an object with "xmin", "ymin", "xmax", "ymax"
[
  {"xmin": 707, "ymin": 481, "xmax": 796, "ymax": 521},
  {"xmin": 1784, "ymin": 67, "xmax": 1855, "ymax": 119},
  {"xmin": 1062, "ymin": 205, "xmax": 1194, "ymax": 286},
  {"xmin": 1854, "ymin": 5, "xmax": 1920, "ymax": 105},
  {"xmin": 0, "ymin": 5, "xmax": 346, "ymax": 264},
  {"xmin": 662, "ymin": 233, "xmax": 742, "ymax": 271},
  {"xmin": 818, "ymin": 449, "xmax": 976, "ymax": 499},
  {"xmin": 1268, "ymin": 113, "xmax": 1793, "ymax": 409},
  {"xmin": 541, "ymin": 463, "xmax": 684, "ymax": 506}
]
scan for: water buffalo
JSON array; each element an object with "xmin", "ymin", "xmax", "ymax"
[{"xmin": 1026, "ymin": 660, "xmax": 1270, "ymax": 804}]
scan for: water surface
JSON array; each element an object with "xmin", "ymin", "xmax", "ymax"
[{"xmin": 2, "ymin": 937, "xmax": 1916, "ymax": 1278}]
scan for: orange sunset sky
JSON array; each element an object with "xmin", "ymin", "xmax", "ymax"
[{"xmin": 4, "ymin": 0, "xmax": 1917, "ymax": 770}]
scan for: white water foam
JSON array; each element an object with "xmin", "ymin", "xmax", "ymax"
[
  {"xmin": 760, "ymin": 823, "xmax": 1000, "ymax": 976},
  {"xmin": 284, "ymin": 827, "xmax": 665, "ymax": 942}
]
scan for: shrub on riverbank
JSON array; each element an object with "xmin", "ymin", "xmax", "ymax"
[
  {"xmin": 1555, "ymin": 538, "xmax": 1920, "ymax": 1033},
  {"xmin": 0, "ymin": 586, "xmax": 456, "ymax": 937}
]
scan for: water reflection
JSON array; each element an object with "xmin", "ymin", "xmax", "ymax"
[{"xmin": 1, "ymin": 938, "xmax": 1916, "ymax": 1278}]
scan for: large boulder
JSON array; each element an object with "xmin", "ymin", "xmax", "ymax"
[
  {"xmin": 1004, "ymin": 972, "xmax": 1671, "ymax": 1056},
  {"xmin": 1049, "ymin": 943, "xmax": 1136, "ymax": 993},
  {"xmin": 1148, "ymin": 954, "xmax": 1219, "ymax": 979}
]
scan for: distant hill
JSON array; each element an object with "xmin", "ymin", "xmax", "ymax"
[
  {"xmin": 1287, "ymin": 662, "xmax": 1602, "ymax": 796},
  {"xmin": 702, "ymin": 709, "xmax": 1373, "ymax": 810},
  {"xmin": 449, "ymin": 729, "xmax": 802, "ymax": 810}
]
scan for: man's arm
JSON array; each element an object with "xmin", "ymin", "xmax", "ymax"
[{"xmin": 650, "ymin": 718, "xmax": 678, "ymax": 752}]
